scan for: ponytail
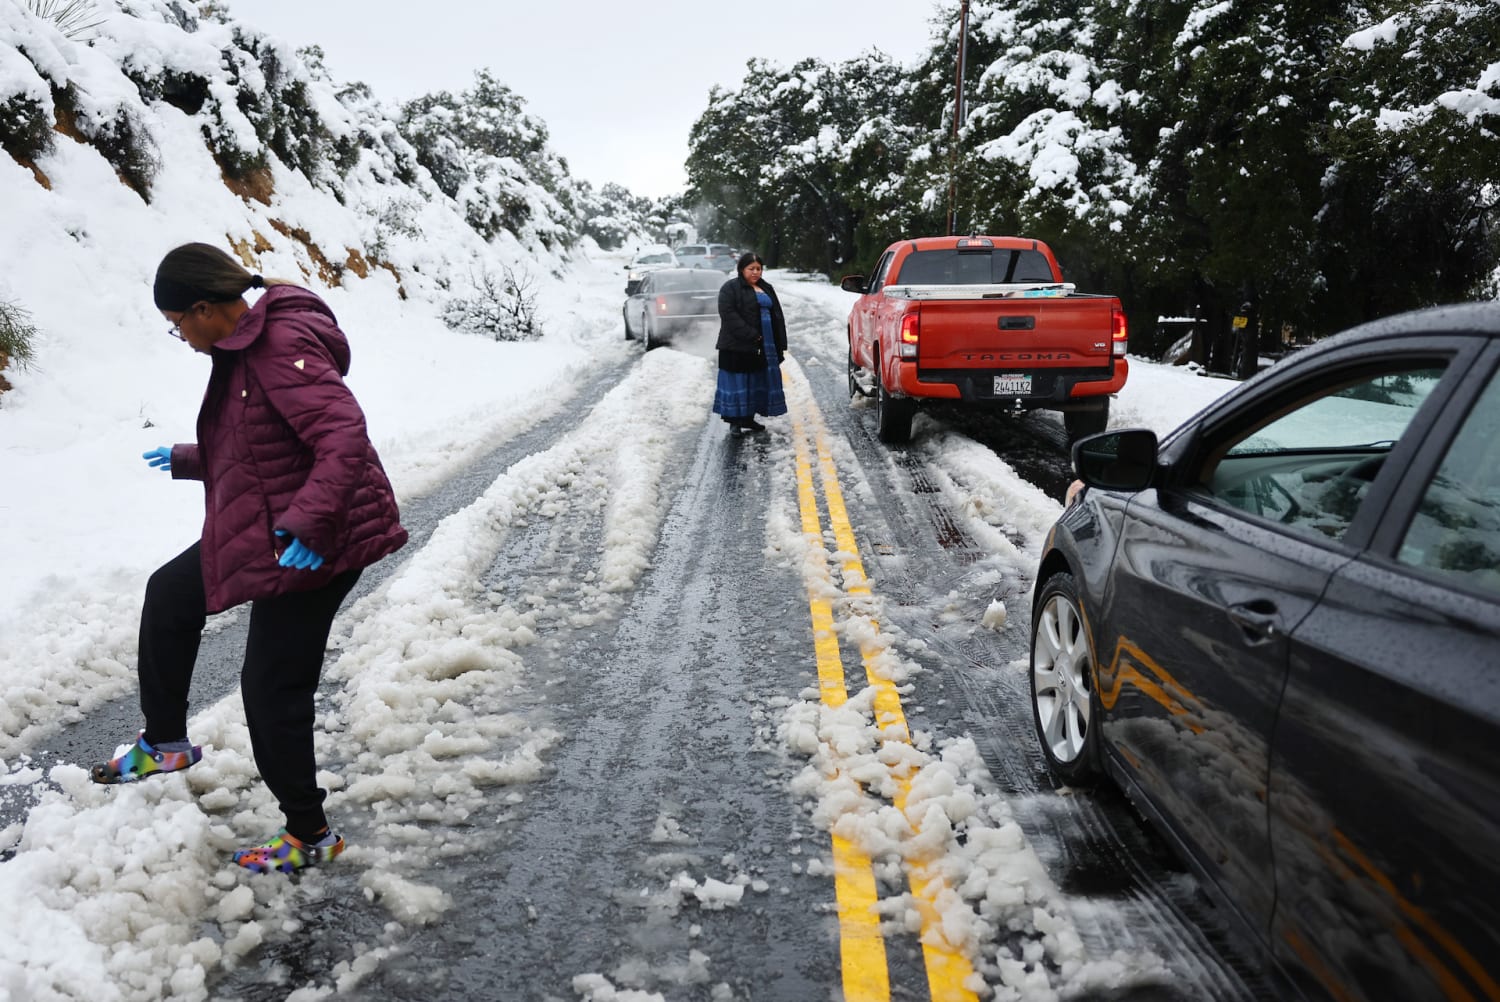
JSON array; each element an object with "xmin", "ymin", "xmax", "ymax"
[{"xmin": 153, "ymin": 242, "xmax": 288, "ymax": 310}]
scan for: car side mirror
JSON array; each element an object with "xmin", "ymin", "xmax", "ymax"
[
  {"xmin": 1072, "ymin": 429, "xmax": 1158, "ymax": 491},
  {"xmin": 840, "ymin": 275, "xmax": 868, "ymax": 294}
]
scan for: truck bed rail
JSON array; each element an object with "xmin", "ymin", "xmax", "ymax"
[{"xmin": 881, "ymin": 282, "xmax": 1077, "ymax": 301}]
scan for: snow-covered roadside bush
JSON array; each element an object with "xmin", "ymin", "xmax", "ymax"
[{"xmin": 441, "ymin": 264, "xmax": 544, "ymax": 342}]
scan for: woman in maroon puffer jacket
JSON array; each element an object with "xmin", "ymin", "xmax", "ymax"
[{"xmin": 91, "ymin": 242, "xmax": 408, "ymax": 875}]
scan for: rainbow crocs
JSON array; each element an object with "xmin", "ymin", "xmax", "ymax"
[
  {"xmin": 90, "ymin": 731, "xmax": 202, "ymax": 785},
  {"xmin": 233, "ymin": 829, "xmax": 345, "ymax": 874}
]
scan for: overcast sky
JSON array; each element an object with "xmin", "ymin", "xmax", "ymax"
[{"xmin": 230, "ymin": 0, "xmax": 950, "ymax": 199}]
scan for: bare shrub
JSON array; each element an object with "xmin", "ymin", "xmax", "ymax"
[{"xmin": 441, "ymin": 264, "xmax": 543, "ymax": 342}]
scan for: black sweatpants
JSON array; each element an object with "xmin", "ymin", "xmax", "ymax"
[{"xmin": 138, "ymin": 542, "xmax": 360, "ymax": 841}]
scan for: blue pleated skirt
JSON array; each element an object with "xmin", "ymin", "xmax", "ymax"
[
  {"xmin": 713, "ymin": 293, "xmax": 788, "ymax": 420},
  {"xmin": 712, "ymin": 365, "xmax": 788, "ymax": 419}
]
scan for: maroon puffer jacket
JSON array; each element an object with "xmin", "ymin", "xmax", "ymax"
[{"xmin": 170, "ymin": 285, "xmax": 408, "ymax": 613}]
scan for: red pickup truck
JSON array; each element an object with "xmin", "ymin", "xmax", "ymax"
[{"xmin": 841, "ymin": 235, "xmax": 1128, "ymax": 444}]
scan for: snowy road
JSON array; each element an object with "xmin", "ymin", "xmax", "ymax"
[{"xmin": 0, "ymin": 270, "xmax": 1268, "ymax": 1002}]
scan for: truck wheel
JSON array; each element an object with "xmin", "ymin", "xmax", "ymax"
[
  {"xmin": 1064, "ymin": 398, "xmax": 1109, "ymax": 444},
  {"xmin": 876, "ymin": 362, "xmax": 913, "ymax": 444}
]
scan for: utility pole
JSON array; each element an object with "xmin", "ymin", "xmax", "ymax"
[{"xmin": 946, "ymin": 0, "xmax": 971, "ymax": 236}]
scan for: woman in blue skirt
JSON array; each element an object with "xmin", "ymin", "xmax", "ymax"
[{"xmin": 712, "ymin": 252, "xmax": 788, "ymax": 434}]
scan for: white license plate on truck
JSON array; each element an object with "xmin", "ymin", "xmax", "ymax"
[{"xmin": 993, "ymin": 374, "xmax": 1032, "ymax": 395}]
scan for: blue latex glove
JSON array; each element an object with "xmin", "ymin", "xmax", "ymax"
[
  {"xmin": 142, "ymin": 446, "xmax": 172, "ymax": 471},
  {"xmin": 274, "ymin": 529, "xmax": 325, "ymax": 571}
]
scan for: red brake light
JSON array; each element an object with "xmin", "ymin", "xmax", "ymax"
[
  {"xmin": 900, "ymin": 313, "xmax": 920, "ymax": 344},
  {"xmin": 1111, "ymin": 308, "xmax": 1128, "ymax": 356},
  {"xmin": 656, "ymin": 296, "xmax": 668, "ymax": 313}
]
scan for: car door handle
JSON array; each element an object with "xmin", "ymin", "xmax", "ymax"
[{"xmin": 1227, "ymin": 600, "xmax": 1280, "ymax": 645}]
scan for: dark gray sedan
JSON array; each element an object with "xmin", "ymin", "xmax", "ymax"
[
  {"xmin": 1030, "ymin": 303, "xmax": 1500, "ymax": 1001},
  {"xmin": 622, "ymin": 268, "xmax": 725, "ymax": 350}
]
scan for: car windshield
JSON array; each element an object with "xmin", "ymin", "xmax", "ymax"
[
  {"xmin": 677, "ymin": 246, "xmax": 705, "ymax": 256},
  {"xmin": 897, "ymin": 248, "xmax": 1055, "ymax": 285},
  {"xmin": 655, "ymin": 271, "xmax": 724, "ymax": 292},
  {"xmin": 636, "ymin": 253, "xmax": 673, "ymax": 265}
]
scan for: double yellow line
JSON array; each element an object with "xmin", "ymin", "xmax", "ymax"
[{"xmin": 788, "ymin": 389, "xmax": 979, "ymax": 1002}]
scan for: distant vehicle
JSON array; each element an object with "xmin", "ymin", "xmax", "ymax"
[
  {"xmin": 624, "ymin": 245, "xmax": 677, "ymax": 295},
  {"xmin": 674, "ymin": 243, "xmax": 737, "ymax": 272},
  {"xmin": 622, "ymin": 268, "xmax": 725, "ymax": 350},
  {"xmin": 1030, "ymin": 302, "xmax": 1500, "ymax": 1002},
  {"xmin": 841, "ymin": 235, "xmax": 1127, "ymax": 445}
]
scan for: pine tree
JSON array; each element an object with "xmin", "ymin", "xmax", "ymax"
[{"xmin": 1318, "ymin": 1, "xmax": 1500, "ymax": 328}]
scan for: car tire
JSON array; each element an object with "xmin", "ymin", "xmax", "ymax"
[
  {"xmin": 623, "ymin": 307, "xmax": 634, "ymax": 341},
  {"xmin": 1030, "ymin": 571, "xmax": 1102, "ymax": 785},
  {"xmin": 1064, "ymin": 398, "xmax": 1109, "ymax": 444},
  {"xmin": 875, "ymin": 353, "xmax": 913, "ymax": 444},
  {"xmin": 643, "ymin": 316, "xmax": 658, "ymax": 351}
]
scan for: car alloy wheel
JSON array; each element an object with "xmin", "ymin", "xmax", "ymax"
[{"xmin": 1030, "ymin": 571, "xmax": 1100, "ymax": 783}]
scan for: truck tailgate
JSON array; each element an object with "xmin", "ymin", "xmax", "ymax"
[{"xmin": 915, "ymin": 297, "xmax": 1115, "ymax": 369}]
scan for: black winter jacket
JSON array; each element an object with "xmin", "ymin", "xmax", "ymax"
[{"xmin": 715, "ymin": 276, "xmax": 788, "ymax": 373}]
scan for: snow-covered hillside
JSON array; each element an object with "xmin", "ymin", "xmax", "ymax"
[{"xmin": 0, "ymin": 1, "xmax": 644, "ymax": 636}]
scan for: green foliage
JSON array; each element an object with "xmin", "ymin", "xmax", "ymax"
[
  {"xmin": 125, "ymin": 67, "xmax": 210, "ymax": 116},
  {"xmin": 687, "ymin": 55, "xmax": 910, "ymax": 276},
  {"xmin": 1316, "ymin": 0, "xmax": 1500, "ymax": 330},
  {"xmin": 220, "ymin": 30, "xmax": 360, "ymax": 188},
  {"xmin": 578, "ymin": 182, "xmax": 656, "ymax": 249},
  {"xmin": 0, "ymin": 297, "xmax": 39, "ymax": 371},
  {"xmin": 55, "ymin": 84, "xmax": 160, "ymax": 200},
  {"xmin": 398, "ymin": 70, "xmax": 578, "ymax": 249},
  {"xmin": 0, "ymin": 92, "xmax": 54, "ymax": 164},
  {"xmin": 401, "ymin": 70, "xmax": 554, "ymax": 200}
]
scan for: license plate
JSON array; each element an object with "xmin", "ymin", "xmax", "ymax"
[{"xmin": 993, "ymin": 374, "xmax": 1032, "ymax": 395}]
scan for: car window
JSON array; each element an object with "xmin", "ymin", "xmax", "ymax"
[
  {"xmin": 1397, "ymin": 368, "xmax": 1500, "ymax": 596},
  {"xmin": 655, "ymin": 271, "xmax": 725, "ymax": 292},
  {"xmin": 677, "ymin": 245, "xmax": 705, "ymax": 256},
  {"xmin": 870, "ymin": 251, "xmax": 895, "ymax": 292},
  {"xmin": 895, "ymin": 248, "xmax": 1054, "ymax": 285},
  {"xmin": 636, "ymin": 275, "xmax": 653, "ymax": 293},
  {"xmin": 1205, "ymin": 364, "xmax": 1447, "ymax": 541}
]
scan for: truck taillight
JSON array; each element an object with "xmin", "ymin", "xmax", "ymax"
[
  {"xmin": 899, "ymin": 313, "xmax": 919, "ymax": 359},
  {"xmin": 1111, "ymin": 308, "xmax": 1128, "ymax": 356}
]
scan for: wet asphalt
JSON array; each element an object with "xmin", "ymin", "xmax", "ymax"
[{"xmin": 6, "ymin": 298, "xmax": 1279, "ymax": 1000}]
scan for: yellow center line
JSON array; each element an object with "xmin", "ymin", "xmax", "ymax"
[
  {"xmin": 791, "ymin": 407, "xmax": 889, "ymax": 1001},
  {"xmin": 802, "ymin": 403, "xmax": 980, "ymax": 1002}
]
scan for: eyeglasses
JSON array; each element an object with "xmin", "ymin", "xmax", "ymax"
[{"xmin": 165, "ymin": 302, "xmax": 202, "ymax": 340}]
